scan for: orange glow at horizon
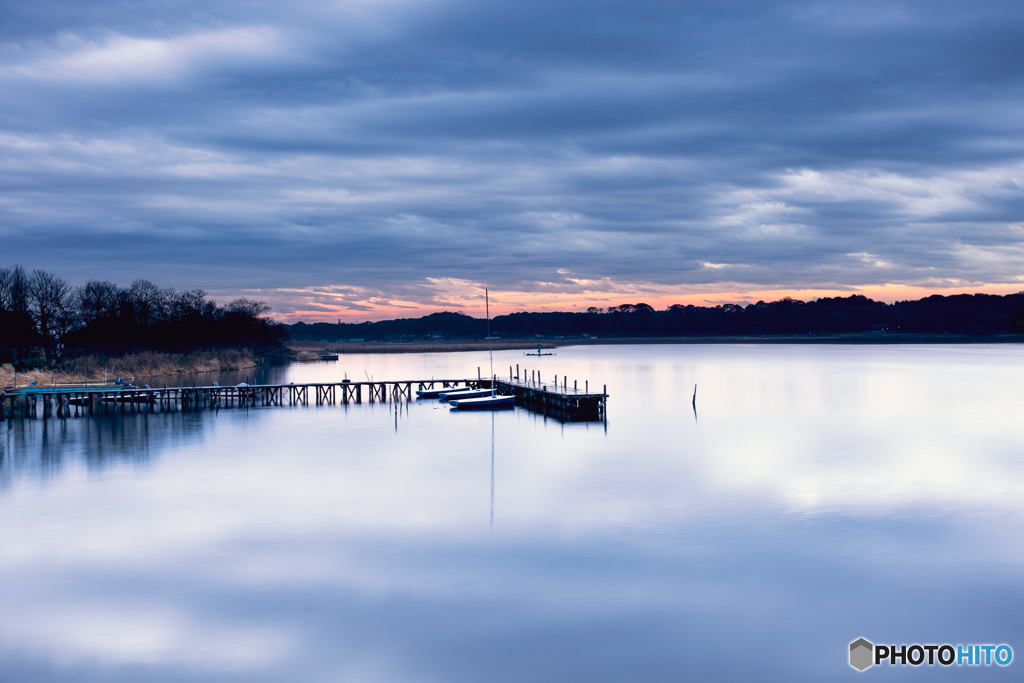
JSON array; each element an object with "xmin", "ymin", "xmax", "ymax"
[{"xmin": 253, "ymin": 282, "xmax": 1024, "ymax": 323}]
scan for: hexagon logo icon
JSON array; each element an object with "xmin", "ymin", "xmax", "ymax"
[{"xmin": 850, "ymin": 638, "xmax": 874, "ymax": 671}]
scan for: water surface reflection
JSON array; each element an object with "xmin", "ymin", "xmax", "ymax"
[
  {"xmin": 0, "ymin": 344, "xmax": 1022, "ymax": 681},
  {"xmin": 0, "ymin": 412, "xmax": 217, "ymax": 489}
]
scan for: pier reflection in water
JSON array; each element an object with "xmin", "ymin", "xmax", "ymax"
[
  {"xmin": 0, "ymin": 344, "xmax": 1023, "ymax": 682},
  {"xmin": 0, "ymin": 412, "xmax": 215, "ymax": 489}
]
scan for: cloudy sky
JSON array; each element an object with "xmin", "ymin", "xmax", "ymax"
[{"xmin": 2, "ymin": 0, "xmax": 1023, "ymax": 321}]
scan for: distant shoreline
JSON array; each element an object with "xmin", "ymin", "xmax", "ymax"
[
  {"xmin": 289, "ymin": 341, "xmax": 558, "ymax": 355},
  {"xmin": 552, "ymin": 333, "xmax": 1024, "ymax": 345},
  {"xmin": 289, "ymin": 333, "xmax": 1024, "ymax": 355}
]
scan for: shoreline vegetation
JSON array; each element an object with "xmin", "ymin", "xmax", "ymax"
[
  {"xmin": 290, "ymin": 332, "xmax": 1024, "ymax": 356},
  {"xmin": 288, "ymin": 293, "xmax": 1024, "ymax": 343},
  {"xmin": 1, "ymin": 265, "xmax": 287, "ymax": 379},
  {"xmin": 0, "ymin": 349, "xmax": 260, "ymax": 387}
]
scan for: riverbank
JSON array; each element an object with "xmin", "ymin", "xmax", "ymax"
[
  {"xmin": 289, "ymin": 341, "xmax": 557, "ymax": 355},
  {"xmin": 1, "ymin": 349, "xmax": 259, "ymax": 387},
  {"xmin": 550, "ymin": 333, "xmax": 1024, "ymax": 345},
  {"xmin": 289, "ymin": 333, "xmax": 1024, "ymax": 355}
]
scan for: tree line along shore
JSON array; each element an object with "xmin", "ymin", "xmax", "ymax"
[
  {"xmin": 287, "ymin": 293, "xmax": 1024, "ymax": 342},
  {"xmin": 1, "ymin": 265, "xmax": 285, "ymax": 382}
]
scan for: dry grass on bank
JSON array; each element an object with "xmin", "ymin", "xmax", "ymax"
[{"xmin": 1, "ymin": 349, "xmax": 259, "ymax": 388}]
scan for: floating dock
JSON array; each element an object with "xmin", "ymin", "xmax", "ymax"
[{"xmin": 1, "ymin": 375, "xmax": 607, "ymax": 422}]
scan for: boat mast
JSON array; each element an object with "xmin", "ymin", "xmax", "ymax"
[{"xmin": 486, "ymin": 289, "xmax": 494, "ymax": 395}]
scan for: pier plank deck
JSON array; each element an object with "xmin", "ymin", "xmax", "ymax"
[{"xmin": 1, "ymin": 377, "xmax": 608, "ymax": 422}]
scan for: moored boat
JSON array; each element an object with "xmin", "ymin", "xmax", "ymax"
[
  {"xmin": 446, "ymin": 290, "xmax": 514, "ymax": 411},
  {"xmin": 439, "ymin": 388, "xmax": 493, "ymax": 400},
  {"xmin": 450, "ymin": 395, "xmax": 515, "ymax": 410},
  {"xmin": 416, "ymin": 386, "xmax": 471, "ymax": 398}
]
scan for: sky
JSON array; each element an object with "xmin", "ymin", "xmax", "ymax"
[{"xmin": 1, "ymin": 0, "xmax": 1023, "ymax": 322}]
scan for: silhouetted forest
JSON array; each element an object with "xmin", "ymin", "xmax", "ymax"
[
  {"xmin": 1, "ymin": 265, "xmax": 286, "ymax": 367},
  {"xmin": 288, "ymin": 293, "xmax": 1024, "ymax": 341}
]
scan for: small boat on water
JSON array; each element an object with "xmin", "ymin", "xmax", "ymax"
[
  {"xmin": 439, "ymin": 388, "xmax": 493, "ymax": 400},
  {"xmin": 320, "ymin": 354, "xmax": 339, "ymax": 361},
  {"xmin": 450, "ymin": 394, "xmax": 515, "ymax": 410},
  {"xmin": 416, "ymin": 386, "xmax": 470, "ymax": 398}
]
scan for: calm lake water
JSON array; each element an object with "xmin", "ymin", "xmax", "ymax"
[{"xmin": 1, "ymin": 344, "xmax": 1022, "ymax": 681}]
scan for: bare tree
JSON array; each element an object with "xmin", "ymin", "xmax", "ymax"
[
  {"xmin": 227, "ymin": 298, "xmax": 272, "ymax": 318},
  {"xmin": 128, "ymin": 279, "xmax": 170, "ymax": 329},
  {"xmin": 77, "ymin": 280, "xmax": 120, "ymax": 324},
  {"xmin": 0, "ymin": 266, "xmax": 37, "ymax": 361},
  {"xmin": 169, "ymin": 289, "xmax": 207, "ymax": 320},
  {"xmin": 0, "ymin": 265, "xmax": 29, "ymax": 313},
  {"xmin": 29, "ymin": 269, "xmax": 73, "ymax": 361},
  {"xmin": 51, "ymin": 292, "xmax": 78, "ymax": 362}
]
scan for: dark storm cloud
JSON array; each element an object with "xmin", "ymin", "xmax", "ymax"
[{"xmin": 1, "ymin": 0, "xmax": 1023, "ymax": 310}]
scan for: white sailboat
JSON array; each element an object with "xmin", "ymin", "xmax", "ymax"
[{"xmin": 451, "ymin": 289, "xmax": 515, "ymax": 410}]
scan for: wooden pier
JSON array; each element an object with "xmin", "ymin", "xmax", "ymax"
[
  {"xmin": 493, "ymin": 380, "xmax": 606, "ymax": 422},
  {"xmin": 497, "ymin": 364, "xmax": 607, "ymax": 421},
  {"xmin": 0, "ymin": 375, "xmax": 607, "ymax": 422}
]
